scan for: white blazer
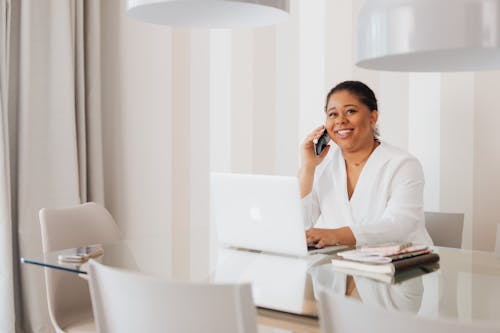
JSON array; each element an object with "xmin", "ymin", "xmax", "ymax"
[{"xmin": 302, "ymin": 141, "xmax": 433, "ymax": 246}]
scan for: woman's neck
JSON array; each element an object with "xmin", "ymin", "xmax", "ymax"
[{"xmin": 343, "ymin": 139, "xmax": 379, "ymax": 167}]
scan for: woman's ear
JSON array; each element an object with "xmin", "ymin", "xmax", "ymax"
[{"xmin": 370, "ymin": 110, "xmax": 379, "ymax": 127}]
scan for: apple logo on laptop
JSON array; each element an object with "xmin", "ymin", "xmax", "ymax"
[{"xmin": 249, "ymin": 205, "xmax": 262, "ymax": 221}]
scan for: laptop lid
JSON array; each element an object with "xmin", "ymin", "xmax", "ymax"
[{"xmin": 210, "ymin": 172, "xmax": 313, "ymax": 257}]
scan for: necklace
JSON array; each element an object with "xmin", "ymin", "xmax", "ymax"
[{"xmin": 348, "ymin": 140, "xmax": 379, "ymax": 167}]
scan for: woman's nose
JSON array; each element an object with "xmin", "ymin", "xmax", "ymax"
[{"xmin": 335, "ymin": 114, "xmax": 347, "ymax": 125}]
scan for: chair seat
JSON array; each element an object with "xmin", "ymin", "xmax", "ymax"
[{"xmin": 63, "ymin": 315, "xmax": 95, "ymax": 333}]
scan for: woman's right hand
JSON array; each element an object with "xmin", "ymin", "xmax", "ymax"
[
  {"xmin": 299, "ymin": 126, "xmax": 331, "ymax": 198},
  {"xmin": 301, "ymin": 125, "xmax": 331, "ymax": 169}
]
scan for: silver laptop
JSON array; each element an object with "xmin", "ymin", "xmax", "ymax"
[{"xmin": 210, "ymin": 172, "xmax": 347, "ymax": 257}]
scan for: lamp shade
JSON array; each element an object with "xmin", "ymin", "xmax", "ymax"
[
  {"xmin": 126, "ymin": 0, "xmax": 290, "ymax": 28},
  {"xmin": 356, "ymin": 0, "xmax": 500, "ymax": 72}
]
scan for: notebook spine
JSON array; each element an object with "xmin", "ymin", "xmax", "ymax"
[{"xmin": 392, "ymin": 253, "xmax": 440, "ymax": 272}]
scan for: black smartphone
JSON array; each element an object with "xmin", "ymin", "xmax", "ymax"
[{"xmin": 314, "ymin": 130, "xmax": 331, "ymax": 156}]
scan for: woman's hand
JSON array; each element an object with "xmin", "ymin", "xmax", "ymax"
[
  {"xmin": 306, "ymin": 228, "xmax": 339, "ymax": 248},
  {"xmin": 306, "ymin": 227, "xmax": 356, "ymax": 248},
  {"xmin": 300, "ymin": 125, "xmax": 331, "ymax": 170},
  {"xmin": 299, "ymin": 126, "xmax": 331, "ymax": 198}
]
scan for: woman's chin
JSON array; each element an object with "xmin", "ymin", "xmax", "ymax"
[{"xmin": 335, "ymin": 139, "xmax": 355, "ymax": 151}]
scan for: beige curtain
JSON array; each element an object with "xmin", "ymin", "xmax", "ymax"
[
  {"xmin": 0, "ymin": 0, "xmax": 105, "ymax": 332},
  {"xmin": 0, "ymin": 0, "xmax": 16, "ymax": 331}
]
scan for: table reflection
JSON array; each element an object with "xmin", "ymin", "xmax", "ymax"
[
  {"xmin": 309, "ymin": 247, "xmax": 500, "ymax": 324},
  {"xmin": 354, "ymin": 275, "xmax": 424, "ymax": 313},
  {"xmin": 212, "ymin": 248, "xmax": 330, "ymax": 316},
  {"xmin": 309, "ymin": 264, "xmax": 429, "ymax": 312}
]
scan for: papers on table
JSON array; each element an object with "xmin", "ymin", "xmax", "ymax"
[
  {"xmin": 338, "ymin": 245, "xmax": 430, "ymax": 264},
  {"xmin": 331, "ymin": 242, "xmax": 440, "ymax": 278}
]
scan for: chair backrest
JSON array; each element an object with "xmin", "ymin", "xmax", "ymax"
[
  {"xmin": 87, "ymin": 260, "xmax": 258, "ymax": 333},
  {"xmin": 424, "ymin": 212, "xmax": 464, "ymax": 248},
  {"xmin": 39, "ymin": 202, "xmax": 120, "ymax": 332},
  {"xmin": 317, "ymin": 288, "xmax": 500, "ymax": 333}
]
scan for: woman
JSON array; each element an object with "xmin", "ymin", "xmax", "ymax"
[{"xmin": 300, "ymin": 81, "xmax": 432, "ymax": 248}]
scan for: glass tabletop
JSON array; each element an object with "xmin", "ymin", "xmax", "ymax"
[
  {"xmin": 21, "ymin": 242, "xmax": 329, "ymax": 316},
  {"xmin": 21, "ymin": 242, "xmax": 140, "ymax": 275},
  {"xmin": 21, "ymin": 243, "xmax": 500, "ymax": 323},
  {"xmin": 310, "ymin": 247, "xmax": 500, "ymax": 324}
]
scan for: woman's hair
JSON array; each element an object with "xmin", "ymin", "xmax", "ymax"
[
  {"xmin": 324, "ymin": 80, "xmax": 378, "ymax": 112},
  {"xmin": 325, "ymin": 80, "xmax": 380, "ymax": 139}
]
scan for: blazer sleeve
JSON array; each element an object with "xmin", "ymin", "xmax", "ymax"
[{"xmin": 302, "ymin": 189, "xmax": 321, "ymax": 230}]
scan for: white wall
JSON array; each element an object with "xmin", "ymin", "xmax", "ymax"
[
  {"xmin": 100, "ymin": 0, "xmax": 500, "ymax": 282},
  {"xmin": 101, "ymin": 0, "xmax": 172, "ymax": 277},
  {"xmin": 101, "ymin": 1, "xmax": 213, "ymax": 279},
  {"xmin": 211, "ymin": 0, "xmax": 500, "ymax": 250},
  {"xmin": 208, "ymin": 0, "xmax": 500, "ymax": 251}
]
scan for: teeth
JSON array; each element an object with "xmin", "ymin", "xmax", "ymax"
[{"xmin": 337, "ymin": 129, "xmax": 352, "ymax": 135}]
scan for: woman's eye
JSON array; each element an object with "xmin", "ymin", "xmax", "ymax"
[
  {"xmin": 327, "ymin": 112, "xmax": 337, "ymax": 118},
  {"xmin": 346, "ymin": 109, "xmax": 356, "ymax": 115}
]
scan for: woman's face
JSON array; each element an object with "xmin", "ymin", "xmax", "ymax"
[{"xmin": 325, "ymin": 90, "xmax": 378, "ymax": 153}]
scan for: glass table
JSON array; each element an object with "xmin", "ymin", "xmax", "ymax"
[
  {"xmin": 310, "ymin": 247, "xmax": 500, "ymax": 325},
  {"xmin": 22, "ymin": 243, "xmax": 500, "ymax": 332}
]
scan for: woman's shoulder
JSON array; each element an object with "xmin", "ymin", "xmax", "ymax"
[
  {"xmin": 377, "ymin": 141, "xmax": 424, "ymax": 177},
  {"xmin": 378, "ymin": 141, "xmax": 420, "ymax": 164}
]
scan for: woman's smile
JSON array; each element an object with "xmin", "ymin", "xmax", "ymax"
[{"xmin": 334, "ymin": 128, "xmax": 354, "ymax": 139}]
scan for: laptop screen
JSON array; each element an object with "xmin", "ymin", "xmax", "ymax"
[{"xmin": 210, "ymin": 172, "xmax": 310, "ymax": 256}]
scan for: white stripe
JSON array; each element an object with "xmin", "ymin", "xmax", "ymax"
[{"xmin": 299, "ymin": 0, "xmax": 326, "ymax": 140}]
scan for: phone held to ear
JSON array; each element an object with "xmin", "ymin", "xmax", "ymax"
[{"xmin": 313, "ymin": 130, "xmax": 331, "ymax": 156}]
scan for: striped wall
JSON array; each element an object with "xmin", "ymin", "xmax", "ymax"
[{"xmin": 102, "ymin": 0, "xmax": 500, "ymax": 280}]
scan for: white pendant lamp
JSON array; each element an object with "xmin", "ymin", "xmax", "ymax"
[
  {"xmin": 126, "ymin": 0, "xmax": 290, "ymax": 28},
  {"xmin": 356, "ymin": 0, "xmax": 500, "ymax": 72}
]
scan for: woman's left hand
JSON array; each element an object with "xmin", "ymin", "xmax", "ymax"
[
  {"xmin": 306, "ymin": 228, "xmax": 339, "ymax": 248},
  {"xmin": 306, "ymin": 227, "xmax": 356, "ymax": 248}
]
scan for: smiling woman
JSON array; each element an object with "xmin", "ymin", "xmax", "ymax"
[
  {"xmin": 299, "ymin": 81, "xmax": 433, "ymax": 249},
  {"xmin": 324, "ymin": 82, "xmax": 379, "ymax": 159}
]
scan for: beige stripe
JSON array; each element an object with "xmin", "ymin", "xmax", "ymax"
[
  {"xmin": 231, "ymin": 29, "xmax": 254, "ymax": 173},
  {"xmin": 299, "ymin": 0, "xmax": 326, "ymax": 140},
  {"xmin": 253, "ymin": 27, "xmax": 277, "ymax": 174},
  {"xmin": 440, "ymin": 73, "xmax": 473, "ymax": 249},
  {"xmin": 209, "ymin": 29, "xmax": 231, "ymax": 172},
  {"xmin": 275, "ymin": 0, "xmax": 300, "ymax": 176}
]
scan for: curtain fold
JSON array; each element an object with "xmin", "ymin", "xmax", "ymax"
[
  {"xmin": 78, "ymin": 0, "xmax": 105, "ymax": 204},
  {"xmin": 0, "ymin": 0, "xmax": 16, "ymax": 331},
  {"xmin": 2, "ymin": 0, "xmax": 105, "ymax": 331}
]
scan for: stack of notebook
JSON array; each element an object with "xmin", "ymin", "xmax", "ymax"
[{"xmin": 330, "ymin": 242, "xmax": 439, "ymax": 283}]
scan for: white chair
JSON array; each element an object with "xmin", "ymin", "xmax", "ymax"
[
  {"xmin": 424, "ymin": 212, "xmax": 464, "ymax": 248},
  {"xmin": 39, "ymin": 202, "xmax": 121, "ymax": 333},
  {"xmin": 317, "ymin": 288, "xmax": 500, "ymax": 333},
  {"xmin": 87, "ymin": 260, "xmax": 258, "ymax": 333}
]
